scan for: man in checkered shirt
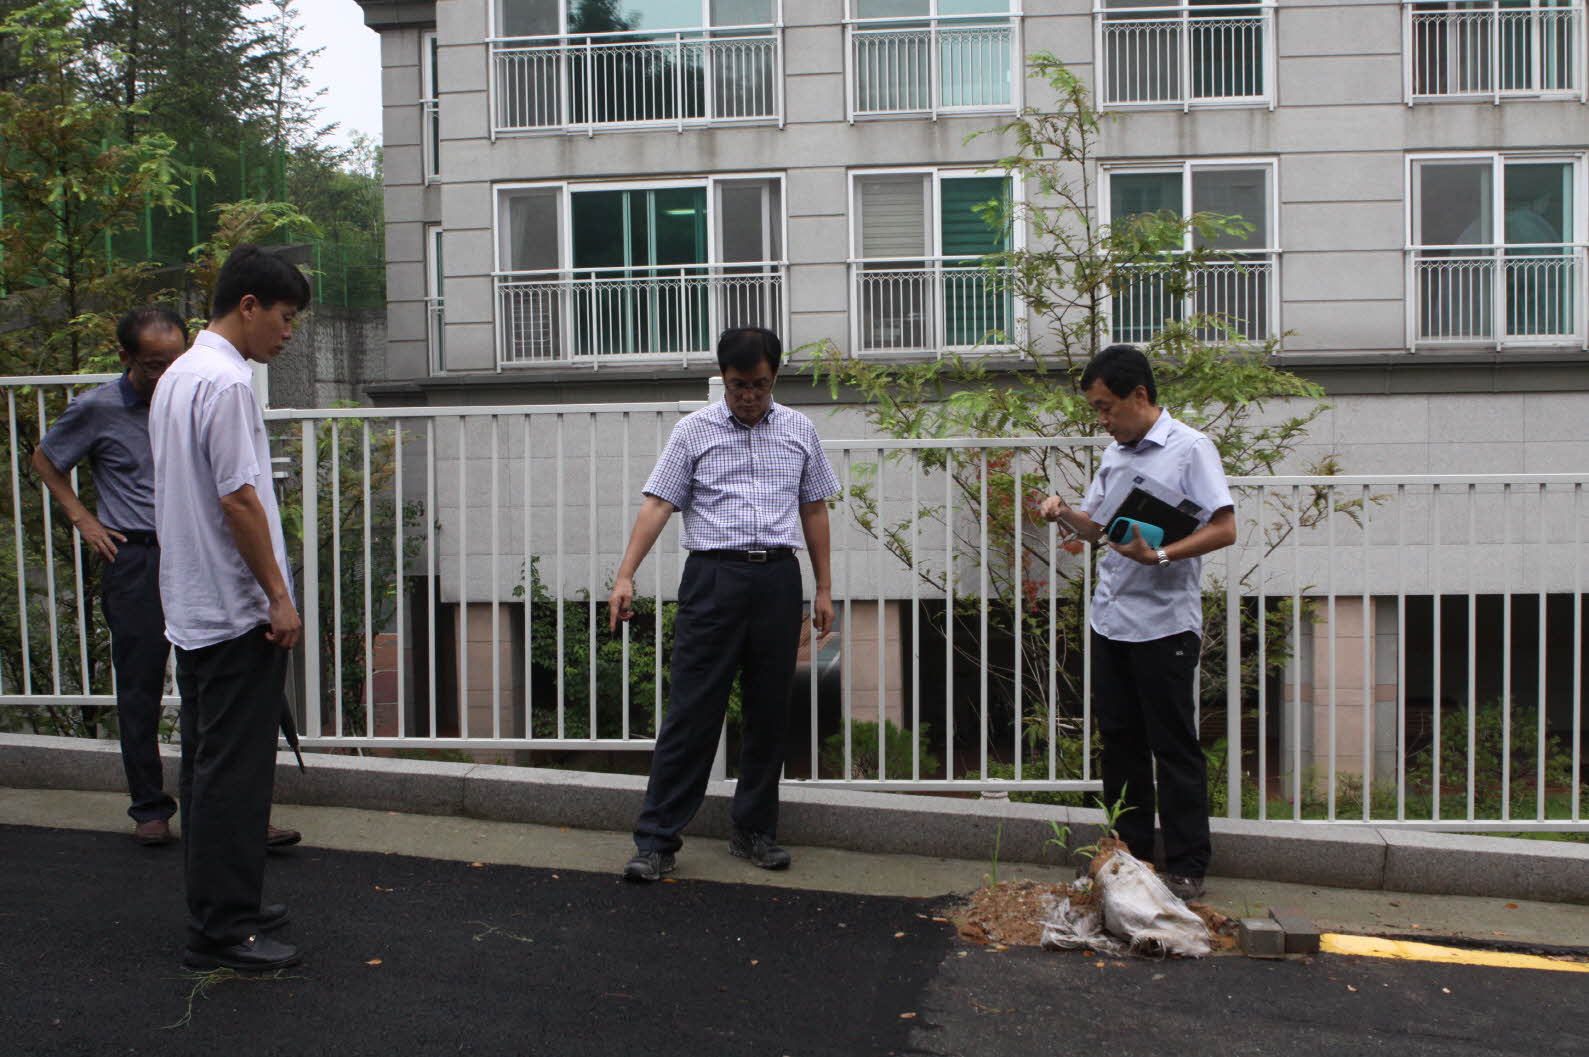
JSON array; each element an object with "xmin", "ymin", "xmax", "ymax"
[{"xmin": 608, "ymin": 327, "xmax": 839, "ymax": 882}]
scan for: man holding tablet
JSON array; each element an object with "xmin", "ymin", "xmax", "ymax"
[{"xmin": 1039, "ymin": 344, "xmax": 1236, "ymax": 900}]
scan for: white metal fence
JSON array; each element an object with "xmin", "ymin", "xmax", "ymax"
[
  {"xmin": 1096, "ymin": 3, "xmax": 1274, "ymax": 108},
  {"xmin": 1407, "ymin": 2, "xmax": 1583, "ymax": 101},
  {"xmin": 851, "ymin": 258, "xmax": 1019, "ymax": 355},
  {"xmin": 491, "ymin": 29, "xmax": 782, "ymax": 134},
  {"xmin": 3, "ymin": 380, "xmax": 1586, "ymax": 828},
  {"xmin": 1410, "ymin": 247, "xmax": 1585, "ymax": 346},
  {"xmin": 496, "ymin": 265, "xmax": 787, "ymax": 367},
  {"xmin": 848, "ymin": 17, "xmax": 1018, "ymax": 118},
  {"xmin": 1111, "ymin": 254, "xmax": 1277, "ymax": 345}
]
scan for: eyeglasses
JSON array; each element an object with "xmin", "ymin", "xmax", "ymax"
[{"xmin": 724, "ymin": 379, "xmax": 774, "ymax": 395}]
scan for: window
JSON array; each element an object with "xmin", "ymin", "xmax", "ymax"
[
  {"xmin": 1409, "ymin": 154, "xmax": 1585, "ymax": 345},
  {"xmin": 1103, "ymin": 161, "xmax": 1277, "ymax": 343},
  {"xmin": 1096, "ymin": 0, "xmax": 1273, "ymax": 108},
  {"xmin": 495, "ymin": 176, "xmax": 785, "ymax": 365},
  {"xmin": 491, "ymin": 0, "xmax": 782, "ymax": 133},
  {"xmin": 850, "ymin": 169, "xmax": 1018, "ymax": 354},
  {"xmin": 426, "ymin": 226, "xmax": 446, "ymax": 372},
  {"xmin": 847, "ymin": 1, "xmax": 1021, "ymax": 119},
  {"xmin": 1407, "ymin": 0, "xmax": 1583, "ymax": 100},
  {"xmin": 421, "ymin": 31, "xmax": 440, "ymax": 181}
]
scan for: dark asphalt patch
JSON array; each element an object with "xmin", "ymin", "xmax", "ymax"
[{"xmin": 0, "ymin": 824, "xmax": 953, "ymax": 1057}]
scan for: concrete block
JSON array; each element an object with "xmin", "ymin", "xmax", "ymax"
[
  {"xmin": 1268, "ymin": 907, "xmax": 1322, "ymax": 954},
  {"xmin": 462, "ymin": 764, "xmax": 648, "ymax": 831},
  {"xmin": 778, "ymin": 786, "xmax": 1079, "ymax": 866},
  {"xmin": 1240, "ymin": 917, "xmax": 1286, "ymax": 958},
  {"xmin": 0, "ymin": 732, "xmax": 119, "ymax": 793},
  {"xmin": 1380, "ymin": 829, "xmax": 1589, "ymax": 906},
  {"xmin": 1208, "ymin": 816, "xmax": 1387, "ymax": 890},
  {"xmin": 272, "ymin": 752, "xmax": 472, "ymax": 817}
]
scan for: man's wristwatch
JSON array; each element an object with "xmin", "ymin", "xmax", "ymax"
[{"xmin": 1155, "ymin": 548, "xmax": 1172, "ymax": 568}]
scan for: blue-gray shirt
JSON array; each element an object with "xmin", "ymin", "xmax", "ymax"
[{"xmin": 37, "ymin": 375, "xmax": 156, "ymax": 533}]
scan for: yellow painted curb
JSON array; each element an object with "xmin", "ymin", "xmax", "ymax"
[{"xmin": 1320, "ymin": 933, "xmax": 1589, "ymax": 974}]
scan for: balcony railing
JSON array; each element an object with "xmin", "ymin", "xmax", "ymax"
[
  {"xmin": 1097, "ymin": 3, "xmax": 1274, "ymax": 108},
  {"xmin": 1407, "ymin": 2, "xmax": 1583, "ymax": 100},
  {"xmin": 495, "ymin": 264, "xmax": 786, "ymax": 367},
  {"xmin": 1411, "ymin": 246, "xmax": 1586, "ymax": 345},
  {"xmin": 491, "ymin": 28, "xmax": 782, "ymax": 134},
  {"xmin": 852, "ymin": 258, "xmax": 1019, "ymax": 354},
  {"xmin": 1110, "ymin": 253, "xmax": 1277, "ymax": 344},
  {"xmin": 848, "ymin": 17, "xmax": 1018, "ymax": 118}
]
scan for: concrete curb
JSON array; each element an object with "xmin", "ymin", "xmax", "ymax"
[{"xmin": 3, "ymin": 733, "xmax": 1586, "ymax": 904}]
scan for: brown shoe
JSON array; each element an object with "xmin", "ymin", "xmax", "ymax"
[
  {"xmin": 134, "ymin": 818, "xmax": 173, "ymax": 846},
  {"xmin": 266, "ymin": 823, "xmax": 302, "ymax": 848}
]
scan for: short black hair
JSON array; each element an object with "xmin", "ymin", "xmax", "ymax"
[
  {"xmin": 716, "ymin": 327, "xmax": 781, "ymax": 375},
  {"xmin": 210, "ymin": 244, "xmax": 313, "ymax": 319},
  {"xmin": 1080, "ymin": 343, "xmax": 1157, "ymax": 405},
  {"xmin": 116, "ymin": 306, "xmax": 187, "ymax": 358}
]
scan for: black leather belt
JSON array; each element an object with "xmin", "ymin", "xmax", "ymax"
[
  {"xmin": 692, "ymin": 548, "xmax": 794, "ymax": 563},
  {"xmin": 111, "ymin": 529, "xmax": 158, "ymax": 547}
]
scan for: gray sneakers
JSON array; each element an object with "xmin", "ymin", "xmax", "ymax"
[
  {"xmin": 728, "ymin": 828, "xmax": 791, "ymax": 870},
  {"xmin": 622, "ymin": 850, "xmax": 676, "ymax": 883}
]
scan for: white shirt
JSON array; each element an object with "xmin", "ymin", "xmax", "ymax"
[
  {"xmin": 1080, "ymin": 410, "xmax": 1233, "ymax": 643},
  {"xmin": 149, "ymin": 330, "xmax": 293, "ymax": 650}
]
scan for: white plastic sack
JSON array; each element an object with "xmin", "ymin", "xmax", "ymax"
[{"xmin": 1040, "ymin": 845, "xmax": 1213, "ymax": 958}]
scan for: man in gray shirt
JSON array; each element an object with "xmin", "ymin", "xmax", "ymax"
[{"xmin": 34, "ymin": 307, "xmax": 190, "ymax": 844}]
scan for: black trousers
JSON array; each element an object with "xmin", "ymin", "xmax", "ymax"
[
  {"xmin": 176, "ymin": 625, "xmax": 287, "ymax": 950},
  {"xmin": 1091, "ymin": 629, "xmax": 1211, "ymax": 877},
  {"xmin": 633, "ymin": 552, "xmax": 803, "ymax": 854},
  {"xmin": 100, "ymin": 540, "xmax": 176, "ymax": 823}
]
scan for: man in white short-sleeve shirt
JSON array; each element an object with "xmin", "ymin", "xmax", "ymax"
[
  {"xmin": 1040, "ymin": 345, "xmax": 1236, "ymax": 901},
  {"xmin": 149, "ymin": 245, "xmax": 309, "ymax": 973}
]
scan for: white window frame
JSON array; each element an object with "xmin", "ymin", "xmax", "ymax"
[
  {"xmin": 1405, "ymin": 150, "xmax": 1588, "ymax": 349},
  {"xmin": 847, "ymin": 165, "xmax": 1027, "ymax": 356},
  {"xmin": 1092, "ymin": 0, "xmax": 1276, "ymax": 112},
  {"xmin": 421, "ymin": 30, "xmax": 440, "ymax": 183},
  {"xmin": 487, "ymin": 0, "xmax": 786, "ymax": 137},
  {"xmin": 1099, "ymin": 158, "xmax": 1281, "ymax": 344},
  {"xmin": 492, "ymin": 173, "xmax": 789, "ymax": 367},
  {"xmin": 425, "ymin": 225, "xmax": 445, "ymax": 374},
  {"xmin": 1402, "ymin": 0, "xmax": 1588, "ymax": 104},
  {"xmin": 844, "ymin": 1, "xmax": 1025, "ymax": 122}
]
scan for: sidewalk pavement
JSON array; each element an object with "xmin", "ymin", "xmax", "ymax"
[
  {"xmin": 2, "ymin": 731, "xmax": 1587, "ymax": 926},
  {"xmin": 4, "ymin": 784, "xmax": 1587, "ymax": 952}
]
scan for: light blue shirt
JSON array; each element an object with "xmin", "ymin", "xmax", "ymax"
[
  {"xmin": 1080, "ymin": 410, "xmax": 1233, "ymax": 643},
  {"xmin": 643, "ymin": 399, "xmax": 840, "ymax": 551}
]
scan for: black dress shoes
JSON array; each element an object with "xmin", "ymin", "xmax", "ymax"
[{"xmin": 183, "ymin": 934, "xmax": 301, "ymax": 972}]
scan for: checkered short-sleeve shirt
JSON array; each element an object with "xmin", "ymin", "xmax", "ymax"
[{"xmin": 643, "ymin": 400, "xmax": 840, "ymax": 551}]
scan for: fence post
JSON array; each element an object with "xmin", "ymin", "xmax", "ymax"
[{"xmin": 1226, "ymin": 521, "xmax": 1241, "ymax": 818}]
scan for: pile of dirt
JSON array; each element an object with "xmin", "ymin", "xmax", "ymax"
[
  {"xmin": 957, "ymin": 879, "xmax": 1084, "ymax": 948},
  {"xmin": 953, "ymin": 847, "xmax": 1239, "ymax": 955}
]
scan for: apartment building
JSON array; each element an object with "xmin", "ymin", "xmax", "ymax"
[{"xmin": 349, "ymin": 0, "xmax": 1586, "ymax": 777}]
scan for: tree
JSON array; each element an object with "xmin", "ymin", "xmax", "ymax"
[
  {"xmin": 0, "ymin": 0, "xmax": 184, "ymax": 374},
  {"xmin": 803, "ymin": 56, "xmax": 1350, "ymax": 778}
]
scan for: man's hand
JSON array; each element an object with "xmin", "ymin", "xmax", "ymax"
[
  {"xmin": 1038, "ymin": 495, "xmax": 1071, "ymax": 523},
  {"xmin": 608, "ymin": 575, "xmax": 635, "ymax": 633},
  {"xmin": 811, "ymin": 586, "xmax": 835, "ymax": 638},
  {"xmin": 75, "ymin": 514, "xmax": 125, "ymax": 563},
  {"xmin": 1108, "ymin": 523, "xmax": 1160, "ymax": 565},
  {"xmin": 265, "ymin": 594, "xmax": 302, "ymax": 649}
]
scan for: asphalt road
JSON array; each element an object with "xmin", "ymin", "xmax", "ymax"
[{"xmin": 2, "ymin": 824, "xmax": 1583, "ymax": 1057}]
